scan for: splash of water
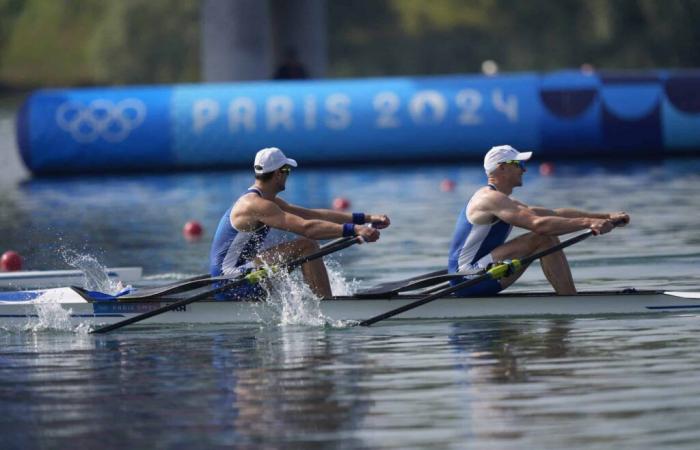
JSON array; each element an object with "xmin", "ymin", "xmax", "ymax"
[
  {"xmin": 60, "ymin": 248, "xmax": 124, "ymax": 294},
  {"xmin": 22, "ymin": 290, "xmax": 90, "ymax": 334},
  {"xmin": 326, "ymin": 259, "xmax": 361, "ymax": 296},
  {"xmin": 256, "ymin": 260, "xmax": 356, "ymax": 328},
  {"xmin": 263, "ymin": 269, "xmax": 326, "ymax": 326}
]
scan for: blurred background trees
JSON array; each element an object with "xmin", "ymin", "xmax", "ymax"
[{"xmin": 1, "ymin": 0, "xmax": 699, "ymax": 89}]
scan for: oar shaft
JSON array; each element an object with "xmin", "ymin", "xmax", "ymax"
[
  {"xmin": 359, "ymin": 225, "xmax": 618, "ymax": 327},
  {"xmin": 89, "ymin": 287, "xmax": 216, "ymax": 333},
  {"xmin": 522, "ymin": 230, "xmax": 593, "ymax": 265},
  {"xmin": 358, "ymin": 271, "xmax": 491, "ymax": 326},
  {"xmin": 91, "ymin": 236, "xmax": 362, "ymax": 334},
  {"xmin": 116, "ymin": 236, "xmax": 354, "ymax": 301}
]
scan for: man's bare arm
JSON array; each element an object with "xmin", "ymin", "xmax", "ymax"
[
  {"xmin": 255, "ymin": 198, "xmax": 380, "ymax": 241},
  {"xmin": 274, "ymin": 197, "xmax": 391, "ymax": 228},
  {"xmin": 482, "ymin": 193, "xmax": 616, "ymax": 236},
  {"xmin": 528, "ymin": 206, "xmax": 630, "ymax": 226}
]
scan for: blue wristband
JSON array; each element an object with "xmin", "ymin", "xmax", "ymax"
[
  {"xmin": 342, "ymin": 223, "xmax": 355, "ymax": 237},
  {"xmin": 352, "ymin": 212, "xmax": 366, "ymax": 224}
]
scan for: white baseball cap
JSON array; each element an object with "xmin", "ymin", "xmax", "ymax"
[
  {"xmin": 254, "ymin": 147, "xmax": 298, "ymax": 174},
  {"xmin": 483, "ymin": 145, "xmax": 532, "ymax": 174}
]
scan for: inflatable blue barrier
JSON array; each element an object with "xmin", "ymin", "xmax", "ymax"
[
  {"xmin": 15, "ymin": 70, "xmax": 700, "ymax": 175},
  {"xmin": 663, "ymin": 73, "xmax": 700, "ymax": 151},
  {"xmin": 539, "ymin": 71, "xmax": 603, "ymax": 155}
]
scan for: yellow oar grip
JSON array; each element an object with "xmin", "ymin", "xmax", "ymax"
[
  {"xmin": 244, "ymin": 265, "xmax": 282, "ymax": 284},
  {"xmin": 486, "ymin": 259, "xmax": 522, "ymax": 279},
  {"xmin": 244, "ymin": 268, "xmax": 268, "ymax": 284}
]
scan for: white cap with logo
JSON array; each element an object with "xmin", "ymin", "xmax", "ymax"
[
  {"xmin": 254, "ymin": 147, "xmax": 298, "ymax": 174},
  {"xmin": 483, "ymin": 145, "xmax": 532, "ymax": 174}
]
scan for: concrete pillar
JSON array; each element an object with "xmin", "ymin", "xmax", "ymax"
[
  {"xmin": 201, "ymin": 0, "xmax": 327, "ymax": 82},
  {"xmin": 270, "ymin": 0, "xmax": 327, "ymax": 78},
  {"xmin": 201, "ymin": 0, "xmax": 273, "ymax": 81}
]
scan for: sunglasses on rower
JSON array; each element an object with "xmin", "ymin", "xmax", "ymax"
[
  {"xmin": 279, "ymin": 166, "xmax": 292, "ymax": 174},
  {"xmin": 502, "ymin": 160, "xmax": 526, "ymax": 170}
]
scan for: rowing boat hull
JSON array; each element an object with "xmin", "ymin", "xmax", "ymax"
[
  {"xmin": 1, "ymin": 288, "xmax": 699, "ymax": 327},
  {"xmin": 0, "ymin": 267, "xmax": 142, "ymax": 289}
]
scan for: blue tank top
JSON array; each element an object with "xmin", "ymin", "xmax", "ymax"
[
  {"xmin": 209, "ymin": 187, "xmax": 271, "ymax": 276},
  {"xmin": 448, "ymin": 184, "xmax": 512, "ymax": 273}
]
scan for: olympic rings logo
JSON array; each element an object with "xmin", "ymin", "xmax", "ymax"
[{"xmin": 55, "ymin": 98, "xmax": 147, "ymax": 143}]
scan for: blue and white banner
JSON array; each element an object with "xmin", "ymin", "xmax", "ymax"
[{"xmin": 15, "ymin": 70, "xmax": 700, "ymax": 174}]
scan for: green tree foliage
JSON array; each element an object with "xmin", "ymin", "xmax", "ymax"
[
  {"xmin": 0, "ymin": 0, "xmax": 105, "ymax": 86},
  {"xmin": 0, "ymin": 0, "xmax": 27, "ymax": 56},
  {"xmin": 0, "ymin": 0, "xmax": 198, "ymax": 87},
  {"xmin": 329, "ymin": 0, "xmax": 700, "ymax": 76},
  {"xmin": 0, "ymin": 0, "xmax": 699, "ymax": 88},
  {"xmin": 89, "ymin": 0, "xmax": 199, "ymax": 84}
]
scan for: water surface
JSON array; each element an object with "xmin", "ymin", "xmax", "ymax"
[{"xmin": 1, "ymin": 102, "xmax": 700, "ymax": 449}]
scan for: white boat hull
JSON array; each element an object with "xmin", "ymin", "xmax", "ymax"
[
  {"xmin": 0, "ymin": 267, "xmax": 142, "ymax": 289},
  {"xmin": 1, "ymin": 288, "xmax": 699, "ymax": 328}
]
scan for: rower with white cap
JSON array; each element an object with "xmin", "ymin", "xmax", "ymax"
[
  {"xmin": 447, "ymin": 145, "xmax": 630, "ymax": 296},
  {"xmin": 210, "ymin": 147, "xmax": 390, "ymax": 299}
]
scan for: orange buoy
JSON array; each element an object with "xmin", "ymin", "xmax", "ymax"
[
  {"xmin": 332, "ymin": 197, "xmax": 351, "ymax": 211},
  {"xmin": 183, "ymin": 220, "xmax": 203, "ymax": 241},
  {"xmin": 1, "ymin": 251, "xmax": 22, "ymax": 271}
]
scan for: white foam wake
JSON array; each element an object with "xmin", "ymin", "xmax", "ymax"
[
  {"xmin": 22, "ymin": 290, "xmax": 90, "ymax": 334},
  {"xmin": 254, "ymin": 261, "xmax": 357, "ymax": 328}
]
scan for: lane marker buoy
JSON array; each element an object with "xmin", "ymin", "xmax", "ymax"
[
  {"xmin": 183, "ymin": 221, "xmax": 203, "ymax": 241},
  {"xmin": 332, "ymin": 197, "xmax": 351, "ymax": 211},
  {"xmin": 440, "ymin": 179, "xmax": 456, "ymax": 192},
  {"xmin": 1, "ymin": 251, "xmax": 22, "ymax": 271}
]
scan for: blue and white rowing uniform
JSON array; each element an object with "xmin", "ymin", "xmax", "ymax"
[
  {"xmin": 447, "ymin": 184, "xmax": 512, "ymax": 297},
  {"xmin": 209, "ymin": 187, "xmax": 270, "ymax": 300}
]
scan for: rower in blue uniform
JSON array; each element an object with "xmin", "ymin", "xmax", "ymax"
[
  {"xmin": 447, "ymin": 145, "xmax": 630, "ymax": 296},
  {"xmin": 210, "ymin": 147, "xmax": 391, "ymax": 299},
  {"xmin": 209, "ymin": 186, "xmax": 272, "ymax": 300}
]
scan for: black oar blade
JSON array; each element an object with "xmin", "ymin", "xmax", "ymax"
[
  {"xmin": 355, "ymin": 269, "xmax": 447, "ymax": 298},
  {"xmin": 358, "ymin": 272, "xmax": 491, "ymax": 326},
  {"xmin": 355, "ymin": 270, "xmax": 481, "ymax": 298},
  {"xmin": 117, "ymin": 274, "xmax": 214, "ymax": 300},
  {"xmin": 69, "ymin": 274, "xmax": 220, "ymax": 303},
  {"xmin": 355, "ymin": 269, "xmax": 494, "ymax": 298},
  {"xmin": 89, "ymin": 277, "xmax": 248, "ymax": 334},
  {"xmin": 112, "ymin": 237, "xmax": 351, "ymax": 301},
  {"xmin": 89, "ymin": 236, "xmax": 363, "ymax": 334}
]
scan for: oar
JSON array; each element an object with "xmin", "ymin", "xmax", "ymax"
[
  {"xmin": 85, "ymin": 236, "xmax": 354, "ymax": 302},
  {"xmin": 90, "ymin": 235, "xmax": 363, "ymax": 334},
  {"xmin": 358, "ymin": 226, "xmax": 614, "ymax": 326},
  {"xmin": 355, "ymin": 269, "xmax": 504, "ymax": 298},
  {"xmin": 354, "ymin": 269, "xmax": 447, "ymax": 298}
]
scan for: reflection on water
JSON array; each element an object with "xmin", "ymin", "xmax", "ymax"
[
  {"xmin": 2, "ymin": 316, "xmax": 700, "ymax": 448},
  {"xmin": 2, "ymin": 101, "xmax": 700, "ymax": 448},
  {"xmin": 0, "ymin": 326, "xmax": 373, "ymax": 448}
]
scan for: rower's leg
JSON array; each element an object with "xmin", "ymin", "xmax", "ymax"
[
  {"xmin": 257, "ymin": 238, "xmax": 332, "ymax": 298},
  {"xmin": 539, "ymin": 239, "xmax": 576, "ymax": 295},
  {"xmin": 491, "ymin": 233, "xmax": 576, "ymax": 295}
]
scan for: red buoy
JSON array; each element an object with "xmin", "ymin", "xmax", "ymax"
[
  {"xmin": 1, "ymin": 251, "xmax": 22, "ymax": 271},
  {"xmin": 539, "ymin": 162, "xmax": 555, "ymax": 176},
  {"xmin": 440, "ymin": 179, "xmax": 456, "ymax": 192},
  {"xmin": 183, "ymin": 221, "xmax": 203, "ymax": 241},
  {"xmin": 332, "ymin": 197, "xmax": 351, "ymax": 211}
]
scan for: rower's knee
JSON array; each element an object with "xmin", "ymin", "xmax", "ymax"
[
  {"xmin": 297, "ymin": 237, "xmax": 320, "ymax": 254},
  {"xmin": 538, "ymin": 234, "xmax": 559, "ymax": 247},
  {"xmin": 528, "ymin": 233, "xmax": 559, "ymax": 253}
]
